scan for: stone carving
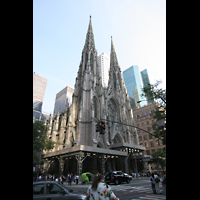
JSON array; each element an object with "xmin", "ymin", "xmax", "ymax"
[{"xmin": 108, "ymin": 99, "xmax": 117, "ymax": 121}]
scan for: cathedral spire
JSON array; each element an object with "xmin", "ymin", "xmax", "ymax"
[
  {"xmin": 84, "ymin": 16, "xmax": 95, "ymax": 51},
  {"xmin": 110, "ymin": 37, "xmax": 119, "ymax": 68}
]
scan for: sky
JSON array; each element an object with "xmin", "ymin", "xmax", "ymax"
[{"xmin": 33, "ymin": 0, "xmax": 166, "ymax": 114}]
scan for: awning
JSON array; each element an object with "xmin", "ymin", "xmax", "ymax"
[
  {"xmin": 43, "ymin": 145, "xmax": 127, "ymax": 159},
  {"xmin": 109, "ymin": 142, "xmax": 146, "ymax": 151}
]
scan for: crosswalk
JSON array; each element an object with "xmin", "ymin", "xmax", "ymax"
[
  {"xmin": 108, "ymin": 185, "xmax": 166, "ymax": 200},
  {"xmin": 111, "ymin": 185, "xmax": 151, "ymax": 192},
  {"xmin": 131, "ymin": 194, "xmax": 166, "ymax": 200},
  {"xmin": 64, "ymin": 181, "xmax": 162, "ymax": 193},
  {"xmin": 63, "ymin": 182, "xmax": 166, "ymax": 199}
]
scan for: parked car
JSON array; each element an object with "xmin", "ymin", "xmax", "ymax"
[
  {"xmin": 124, "ymin": 173, "xmax": 132, "ymax": 180},
  {"xmin": 33, "ymin": 181, "xmax": 86, "ymax": 200},
  {"xmin": 105, "ymin": 171, "xmax": 130, "ymax": 185}
]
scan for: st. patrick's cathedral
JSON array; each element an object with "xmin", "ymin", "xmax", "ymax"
[{"xmin": 43, "ymin": 17, "xmax": 146, "ymax": 176}]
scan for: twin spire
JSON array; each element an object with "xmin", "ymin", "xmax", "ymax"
[{"xmin": 84, "ymin": 16, "xmax": 119, "ymax": 69}]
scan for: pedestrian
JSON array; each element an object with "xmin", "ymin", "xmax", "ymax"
[
  {"xmin": 162, "ymin": 172, "xmax": 166, "ymax": 192},
  {"xmin": 74, "ymin": 174, "xmax": 76, "ymax": 184},
  {"xmin": 60, "ymin": 175, "xmax": 63, "ymax": 184},
  {"xmin": 150, "ymin": 173, "xmax": 156, "ymax": 194},
  {"xmin": 68, "ymin": 174, "xmax": 72, "ymax": 185},
  {"xmin": 154, "ymin": 173, "xmax": 161, "ymax": 194},
  {"xmin": 75, "ymin": 174, "xmax": 79, "ymax": 184},
  {"xmin": 63, "ymin": 175, "xmax": 66, "ymax": 183},
  {"xmin": 86, "ymin": 173, "xmax": 119, "ymax": 200},
  {"xmin": 55, "ymin": 175, "xmax": 58, "ymax": 182}
]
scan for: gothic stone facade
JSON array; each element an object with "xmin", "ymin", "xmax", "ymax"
[{"xmin": 43, "ymin": 17, "xmax": 145, "ymax": 176}]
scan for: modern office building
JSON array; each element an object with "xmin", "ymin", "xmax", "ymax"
[
  {"xmin": 33, "ymin": 73, "xmax": 47, "ymax": 111},
  {"xmin": 98, "ymin": 52, "xmax": 110, "ymax": 87},
  {"xmin": 53, "ymin": 86, "xmax": 74, "ymax": 115},
  {"xmin": 141, "ymin": 69, "xmax": 153, "ymax": 104},
  {"xmin": 123, "ymin": 65, "xmax": 146, "ymax": 108}
]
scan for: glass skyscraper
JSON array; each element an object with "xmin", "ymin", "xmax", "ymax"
[
  {"xmin": 123, "ymin": 65, "xmax": 146, "ymax": 108},
  {"xmin": 141, "ymin": 69, "xmax": 153, "ymax": 104},
  {"xmin": 33, "ymin": 73, "xmax": 47, "ymax": 111}
]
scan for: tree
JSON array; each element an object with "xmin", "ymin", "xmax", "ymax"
[
  {"xmin": 141, "ymin": 80, "xmax": 166, "ymax": 108},
  {"xmin": 141, "ymin": 80, "xmax": 166, "ymax": 144},
  {"xmin": 33, "ymin": 120, "xmax": 55, "ymax": 165},
  {"xmin": 151, "ymin": 150, "xmax": 166, "ymax": 171}
]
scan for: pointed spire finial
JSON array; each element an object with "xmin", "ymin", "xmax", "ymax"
[
  {"xmin": 110, "ymin": 36, "xmax": 119, "ymax": 67},
  {"xmin": 84, "ymin": 15, "xmax": 95, "ymax": 50}
]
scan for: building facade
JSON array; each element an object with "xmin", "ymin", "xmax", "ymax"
[
  {"xmin": 53, "ymin": 86, "xmax": 74, "ymax": 115},
  {"xmin": 33, "ymin": 73, "xmax": 47, "ymax": 111},
  {"xmin": 122, "ymin": 65, "xmax": 146, "ymax": 108},
  {"xmin": 98, "ymin": 52, "xmax": 110, "ymax": 87},
  {"xmin": 132, "ymin": 102, "xmax": 166, "ymax": 171},
  {"xmin": 140, "ymin": 69, "xmax": 153, "ymax": 105},
  {"xmin": 42, "ymin": 17, "xmax": 145, "ymax": 177}
]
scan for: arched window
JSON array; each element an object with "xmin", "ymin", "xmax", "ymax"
[
  {"xmin": 85, "ymin": 53, "xmax": 88, "ymax": 70},
  {"xmin": 113, "ymin": 72, "xmax": 116, "ymax": 89},
  {"xmin": 90, "ymin": 53, "xmax": 93, "ymax": 71}
]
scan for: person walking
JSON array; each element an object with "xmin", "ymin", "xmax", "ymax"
[
  {"xmin": 86, "ymin": 173, "xmax": 119, "ymax": 200},
  {"xmin": 162, "ymin": 172, "xmax": 166, "ymax": 192},
  {"xmin": 154, "ymin": 173, "xmax": 161, "ymax": 194},
  {"xmin": 75, "ymin": 174, "xmax": 79, "ymax": 185},
  {"xmin": 60, "ymin": 175, "xmax": 63, "ymax": 184},
  {"xmin": 150, "ymin": 173, "xmax": 156, "ymax": 194},
  {"xmin": 68, "ymin": 173, "xmax": 72, "ymax": 185}
]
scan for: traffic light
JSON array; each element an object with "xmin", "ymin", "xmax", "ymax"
[
  {"xmin": 100, "ymin": 121, "xmax": 105, "ymax": 135},
  {"xmin": 96, "ymin": 121, "xmax": 105, "ymax": 135}
]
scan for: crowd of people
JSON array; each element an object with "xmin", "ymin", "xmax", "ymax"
[
  {"xmin": 36, "ymin": 170, "xmax": 166, "ymax": 199},
  {"xmin": 149, "ymin": 171, "xmax": 166, "ymax": 194},
  {"xmin": 37, "ymin": 173, "xmax": 80, "ymax": 185}
]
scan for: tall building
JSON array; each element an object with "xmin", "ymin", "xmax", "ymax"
[
  {"xmin": 141, "ymin": 69, "xmax": 153, "ymax": 104},
  {"xmin": 53, "ymin": 86, "xmax": 74, "ymax": 115},
  {"xmin": 132, "ymin": 102, "xmax": 166, "ymax": 171},
  {"xmin": 33, "ymin": 73, "xmax": 47, "ymax": 111},
  {"xmin": 123, "ymin": 65, "xmax": 146, "ymax": 108},
  {"xmin": 43, "ymin": 17, "xmax": 145, "ymax": 176},
  {"xmin": 98, "ymin": 52, "xmax": 110, "ymax": 87}
]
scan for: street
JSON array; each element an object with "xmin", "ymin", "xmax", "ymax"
[{"xmin": 63, "ymin": 177, "xmax": 166, "ymax": 200}]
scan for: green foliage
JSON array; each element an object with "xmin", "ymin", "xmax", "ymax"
[
  {"xmin": 141, "ymin": 80, "xmax": 166, "ymax": 144},
  {"xmin": 151, "ymin": 150, "xmax": 166, "ymax": 170},
  {"xmin": 141, "ymin": 80, "xmax": 166, "ymax": 108},
  {"xmin": 33, "ymin": 120, "xmax": 55, "ymax": 165}
]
